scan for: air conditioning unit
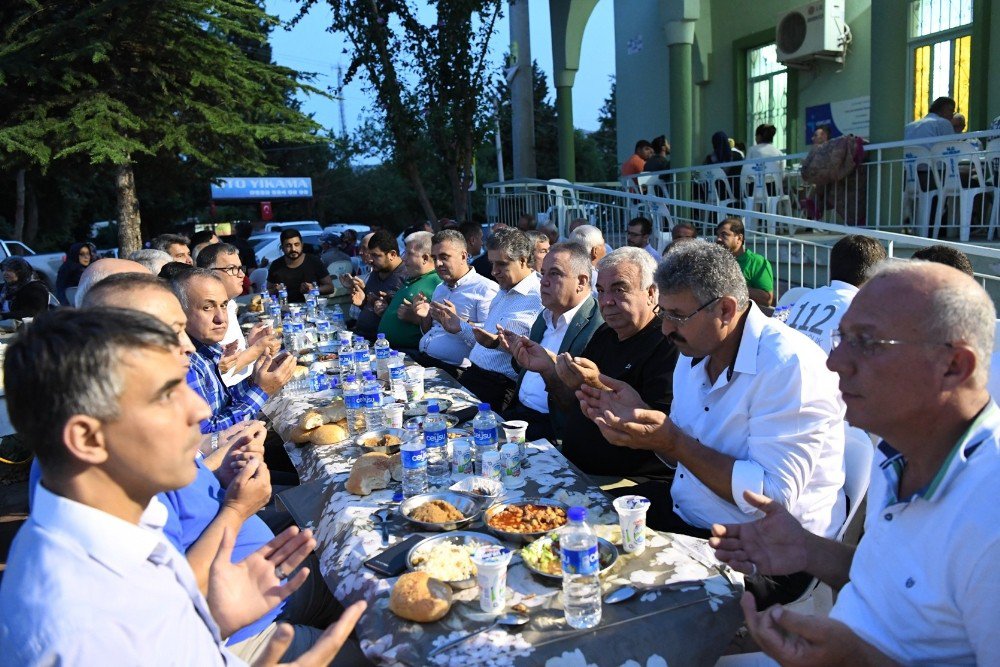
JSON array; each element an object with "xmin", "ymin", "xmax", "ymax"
[{"xmin": 776, "ymin": 0, "xmax": 846, "ymax": 64}]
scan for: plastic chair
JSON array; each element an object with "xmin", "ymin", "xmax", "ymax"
[
  {"xmin": 631, "ymin": 174, "xmax": 675, "ymax": 234},
  {"xmin": 930, "ymin": 141, "xmax": 989, "ymax": 242},
  {"xmin": 740, "ymin": 161, "xmax": 793, "ymax": 234},
  {"xmin": 695, "ymin": 167, "xmax": 737, "ymax": 223},
  {"xmin": 985, "ymin": 139, "xmax": 1000, "ymax": 241},
  {"xmin": 900, "ymin": 145, "xmax": 940, "ymax": 237},
  {"xmin": 545, "ymin": 179, "xmax": 593, "ymax": 236},
  {"xmin": 327, "ymin": 259, "xmax": 355, "ymax": 298},
  {"xmin": 776, "ymin": 285, "xmax": 812, "ymax": 308}
]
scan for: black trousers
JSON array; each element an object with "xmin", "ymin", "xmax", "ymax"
[{"xmin": 456, "ymin": 364, "xmax": 517, "ymax": 412}]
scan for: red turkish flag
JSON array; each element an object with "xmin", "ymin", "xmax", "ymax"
[{"xmin": 260, "ymin": 201, "xmax": 273, "ymax": 221}]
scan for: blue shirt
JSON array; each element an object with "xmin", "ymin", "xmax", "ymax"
[
  {"xmin": 903, "ymin": 112, "xmax": 954, "ymax": 141},
  {"xmin": 189, "ymin": 339, "xmax": 268, "ymax": 434}
]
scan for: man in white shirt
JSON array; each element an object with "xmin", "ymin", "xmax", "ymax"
[
  {"xmin": 0, "ymin": 308, "xmax": 364, "ymax": 665},
  {"xmin": 441, "ymin": 228, "xmax": 541, "ymax": 411},
  {"xmin": 504, "ymin": 242, "xmax": 603, "ymax": 441},
  {"xmin": 415, "ymin": 230, "xmax": 499, "ymax": 376},
  {"xmin": 904, "ymin": 96, "xmax": 957, "ymax": 141},
  {"xmin": 784, "ymin": 235, "xmax": 886, "ymax": 354},
  {"xmin": 578, "ymin": 241, "xmax": 847, "ymax": 606},
  {"xmin": 569, "ymin": 224, "xmax": 607, "ymax": 288},
  {"xmin": 627, "ymin": 216, "xmax": 662, "ymax": 263},
  {"xmin": 712, "ymin": 261, "xmax": 1000, "ymax": 666}
]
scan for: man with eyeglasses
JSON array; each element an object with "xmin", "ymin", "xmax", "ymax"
[
  {"xmin": 711, "ymin": 261, "xmax": 1000, "ymax": 665},
  {"xmin": 512, "ymin": 246, "xmax": 677, "ymax": 480},
  {"xmin": 578, "ymin": 241, "xmax": 846, "ymax": 608},
  {"xmin": 197, "ymin": 243, "xmax": 279, "ymax": 386}
]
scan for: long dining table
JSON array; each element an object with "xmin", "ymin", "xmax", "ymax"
[{"xmin": 262, "ymin": 363, "xmax": 744, "ymax": 666}]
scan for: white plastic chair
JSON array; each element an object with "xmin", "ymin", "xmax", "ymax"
[
  {"xmin": 327, "ymin": 259, "xmax": 355, "ymax": 298},
  {"xmin": 740, "ymin": 161, "xmax": 793, "ymax": 234},
  {"xmin": 632, "ymin": 173, "xmax": 675, "ymax": 234},
  {"xmin": 930, "ymin": 141, "xmax": 989, "ymax": 242},
  {"xmin": 985, "ymin": 139, "xmax": 1000, "ymax": 241},
  {"xmin": 901, "ymin": 145, "xmax": 939, "ymax": 237},
  {"xmin": 695, "ymin": 167, "xmax": 737, "ymax": 223},
  {"xmin": 776, "ymin": 285, "xmax": 812, "ymax": 308},
  {"xmin": 545, "ymin": 179, "xmax": 593, "ymax": 235}
]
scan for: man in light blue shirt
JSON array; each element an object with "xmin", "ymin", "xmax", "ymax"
[{"xmin": 903, "ymin": 96, "xmax": 957, "ymax": 141}]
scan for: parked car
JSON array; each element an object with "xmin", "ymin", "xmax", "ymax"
[
  {"xmin": 252, "ymin": 230, "xmax": 326, "ymax": 266},
  {"xmin": 0, "ymin": 240, "xmax": 66, "ymax": 288},
  {"xmin": 262, "ymin": 221, "xmax": 323, "ymax": 233},
  {"xmin": 323, "ymin": 223, "xmax": 371, "ymax": 236}
]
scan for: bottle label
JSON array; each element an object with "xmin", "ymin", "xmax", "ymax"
[
  {"xmin": 389, "ymin": 365, "xmax": 405, "ymax": 380},
  {"xmin": 424, "ymin": 427, "xmax": 447, "ymax": 449},
  {"xmin": 376, "ymin": 348, "xmax": 390, "ymax": 360},
  {"xmin": 561, "ymin": 544, "xmax": 599, "ymax": 575},
  {"xmin": 363, "ymin": 391, "xmax": 380, "ymax": 408},
  {"xmin": 344, "ymin": 393, "xmax": 362, "ymax": 410},
  {"xmin": 401, "ymin": 447, "xmax": 426, "ymax": 469},
  {"xmin": 474, "ymin": 426, "xmax": 498, "ymax": 447}
]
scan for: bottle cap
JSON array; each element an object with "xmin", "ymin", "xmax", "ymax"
[
  {"xmin": 427, "ymin": 403, "xmax": 440, "ymax": 414},
  {"xmin": 479, "ymin": 402, "xmax": 491, "ymax": 411},
  {"xmin": 377, "ymin": 333, "xmax": 386, "ymax": 339},
  {"xmin": 568, "ymin": 506, "xmax": 587, "ymax": 522},
  {"xmin": 346, "ymin": 374, "xmax": 357, "ymax": 382}
]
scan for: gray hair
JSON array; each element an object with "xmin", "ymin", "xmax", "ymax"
[
  {"xmin": 150, "ymin": 233, "xmax": 190, "ymax": 253},
  {"xmin": 548, "ymin": 242, "xmax": 592, "ymax": 284},
  {"xmin": 597, "ymin": 246, "xmax": 657, "ymax": 291},
  {"xmin": 170, "ymin": 267, "xmax": 225, "ymax": 311},
  {"xmin": 871, "ymin": 260, "xmax": 996, "ymax": 386},
  {"xmin": 486, "ymin": 227, "xmax": 533, "ymax": 264},
  {"xmin": 431, "ymin": 229, "xmax": 467, "ymax": 252},
  {"xmin": 569, "ymin": 224, "xmax": 605, "ymax": 253},
  {"xmin": 405, "ymin": 231, "xmax": 433, "ymax": 257},
  {"xmin": 127, "ymin": 249, "xmax": 172, "ymax": 275},
  {"xmin": 655, "ymin": 240, "xmax": 749, "ymax": 309},
  {"xmin": 4, "ymin": 308, "xmax": 179, "ymax": 475}
]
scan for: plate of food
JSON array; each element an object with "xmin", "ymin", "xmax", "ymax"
[
  {"xmin": 521, "ymin": 533, "xmax": 619, "ymax": 580},
  {"xmin": 355, "ymin": 428, "xmax": 405, "ymax": 454},
  {"xmin": 483, "ymin": 498, "xmax": 569, "ymax": 543},
  {"xmin": 404, "ymin": 414, "xmax": 460, "ymax": 430},
  {"xmin": 399, "ymin": 492, "xmax": 486, "ymax": 532},
  {"xmin": 403, "ymin": 398, "xmax": 454, "ymax": 417},
  {"xmin": 406, "ymin": 531, "xmax": 504, "ymax": 589},
  {"xmin": 449, "ymin": 475, "xmax": 504, "ymax": 501}
]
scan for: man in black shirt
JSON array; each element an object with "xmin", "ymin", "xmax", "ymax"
[
  {"xmin": 511, "ymin": 247, "xmax": 677, "ymax": 479},
  {"xmin": 266, "ymin": 229, "xmax": 334, "ymax": 303},
  {"xmin": 351, "ymin": 229, "xmax": 406, "ymax": 341}
]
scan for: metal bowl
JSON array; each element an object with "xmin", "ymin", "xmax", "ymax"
[
  {"xmin": 403, "ymin": 398, "xmax": 454, "ymax": 417},
  {"xmin": 354, "ymin": 428, "xmax": 405, "ymax": 454},
  {"xmin": 446, "ymin": 427, "xmax": 471, "ymax": 440},
  {"xmin": 404, "ymin": 413, "xmax": 460, "ymax": 429},
  {"xmin": 398, "ymin": 491, "xmax": 487, "ymax": 532},
  {"xmin": 521, "ymin": 535, "xmax": 619, "ymax": 580},
  {"xmin": 483, "ymin": 498, "xmax": 570, "ymax": 544},
  {"xmin": 406, "ymin": 531, "xmax": 504, "ymax": 589}
]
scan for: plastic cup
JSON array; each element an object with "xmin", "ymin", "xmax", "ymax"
[
  {"xmin": 383, "ymin": 403, "xmax": 404, "ymax": 429},
  {"xmin": 480, "ymin": 450, "xmax": 502, "ymax": 481},
  {"xmin": 403, "ymin": 367, "xmax": 424, "ymax": 401},
  {"xmin": 502, "ymin": 420, "xmax": 528, "ymax": 462},
  {"xmin": 470, "ymin": 545, "xmax": 513, "ymax": 613},
  {"xmin": 499, "ymin": 442, "xmax": 521, "ymax": 486},
  {"xmin": 451, "ymin": 438, "xmax": 473, "ymax": 474},
  {"xmin": 612, "ymin": 495, "xmax": 651, "ymax": 554}
]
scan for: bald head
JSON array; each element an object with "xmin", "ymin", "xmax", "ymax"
[
  {"xmin": 80, "ymin": 272, "xmax": 193, "ymax": 353},
  {"xmin": 75, "ymin": 259, "xmax": 150, "ymax": 307}
]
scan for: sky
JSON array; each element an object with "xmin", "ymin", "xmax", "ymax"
[{"xmin": 264, "ymin": 0, "xmax": 616, "ymax": 137}]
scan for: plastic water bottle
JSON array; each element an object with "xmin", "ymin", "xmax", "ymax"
[
  {"xmin": 343, "ymin": 374, "xmax": 364, "ymax": 435},
  {"xmin": 327, "ymin": 375, "xmax": 341, "ymax": 399},
  {"xmin": 301, "ymin": 318, "xmax": 317, "ymax": 351},
  {"xmin": 362, "ymin": 372, "xmax": 384, "ymax": 430},
  {"xmin": 561, "ymin": 506, "xmax": 602, "ymax": 629},
  {"xmin": 374, "ymin": 333, "xmax": 391, "ymax": 374},
  {"xmin": 401, "ymin": 426, "xmax": 428, "ymax": 497},
  {"xmin": 308, "ymin": 371, "xmax": 330, "ymax": 393},
  {"xmin": 305, "ymin": 291, "xmax": 318, "ymax": 320},
  {"xmin": 316, "ymin": 319, "xmax": 332, "ymax": 350},
  {"xmin": 423, "ymin": 403, "xmax": 450, "ymax": 486},
  {"xmin": 277, "ymin": 284, "xmax": 288, "ymax": 309},
  {"xmin": 472, "ymin": 403, "xmax": 500, "ymax": 476},
  {"xmin": 283, "ymin": 321, "xmax": 303, "ymax": 353},
  {"xmin": 331, "ymin": 304, "xmax": 345, "ymax": 331},
  {"xmin": 387, "ymin": 351, "xmax": 406, "ymax": 400},
  {"xmin": 354, "ymin": 339, "xmax": 372, "ymax": 375}
]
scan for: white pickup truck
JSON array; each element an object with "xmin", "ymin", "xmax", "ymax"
[{"xmin": 0, "ymin": 239, "xmax": 66, "ymax": 288}]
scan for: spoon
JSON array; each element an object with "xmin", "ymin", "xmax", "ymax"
[
  {"xmin": 603, "ymin": 580, "xmax": 703, "ymax": 605},
  {"xmin": 427, "ymin": 612, "xmax": 530, "ymax": 658},
  {"xmin": 372, "ymin": 508, "xmax": 392, "ymax": 547}
]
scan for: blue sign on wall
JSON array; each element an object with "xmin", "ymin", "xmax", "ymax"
[
  {"xmin": 805, "ymin": 97, "xmax": 870, "ymax": 144},
  {"xmin": 210, "ymin": 177, "xmax": 313, "ymax": 200}
]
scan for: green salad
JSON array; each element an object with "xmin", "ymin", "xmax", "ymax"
[{"xmin": 521, "ymin": 533, "xmax": 563, "ymax": 575}]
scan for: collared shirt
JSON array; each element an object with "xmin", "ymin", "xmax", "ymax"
[
  {"xmin": 643, "ymin": 243, "xmax": 663, "ymax": 264},
  {"xmin": 189, "ymin": 340, "xmax": 268, "ymax": 434},
  {"xmin": 0, "ymin": 486, "xmax": 241, "ymax": 666},
  {"xmin": 670, "ymin": 304, "xmax": 847, "ymax": 537},
  {"xmin": 220, "ymin": 299, "xmax": 253, "ymax": 387},
  {"xmin": 783, "ymin": 280, "xmax": 858, "ymax": 354},
  {"xmin": 830, "ymin": 403, "xmax": 1000, "ymax": 665},
  {"xmin": 418, "ymin": 268, "xmax": 499, "ymax": 367},
  {"xmin": 904, "ymin": 112, "xmax": 955, "ymax": 141},
  {"xmin": 377, "ymin": 270, "xmax": 443, "ymax": 349},
  {"xmin": 518, "ymin": 299, "xmax": 587, "ymax": 413},
  {"xmin": 467, "ymin": 272, "xmax": 542, "ymax": 380},
  {"xmin": 355, "ymin": 261, "xmax": 407, "ymax": 340},
  {"xmin": 736, "ymin": 249, "xmax": 774, "ymax": 293}
]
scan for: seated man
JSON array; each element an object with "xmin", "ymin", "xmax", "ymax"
[
  {"xmin": 568, "ymin": 224, "xmax": 607, "ymax": 287},
  {"xmin": 784, "ymin": 235, "xmax": 886, "ymax": 353},
  {"xmin": 579, "ymin": 241, "xmax": 846, "ymax": 607},
  {"xmin": 0, "ymin": 308, "xmax": 364, "ymax": 664},
  {"xmin": 378, "ymin": 231, "xmax": 442, "ymax": 355},
  {"xmin": 415, "ymin": 230, "xmax": 499, "ymax": 376},
  {"xmin": 712, "ymin": 261, "xmax": 1000, "ymax": 665},
  {"xmin": 444, "ymin": 228, "xmax": 541, "ymax": 411},
  {"xmin": 173, "ymin": 269, "xmax": 295, "ymax": 433},
  {"xmin": 266, "ymin": 228, "xmax": 334, "ymax": 303},
  {"xmin": 716, "ymin": 215, "xmax": 774, "ymax": 307},
  {"xmin": 74, "ymin": 257, "xmax": 150, "ymax": 306},
  {"xmin": 151, "ymin": 233, "xmax": 194, "ymax": 265},
  {"xmin": 627, "ymin": 216, "xmax": 662, "ymax": 263},
  {"xmin": 512, "ymin": 247, "xmax": 677, "ymax": 479},
  {"xmin": 197, "ymin": 242, "xmax": 278, "ymax": 385},
  {"xmin": 504, "ymin": 242, "xmax": 603, "ymax": 441},
  {"xmin": 525, "ymin": 230, "xmax": 550, "ymax": 273},
  {"xmin": 348, "ymin": 229, "xmax": 406, "ymax": 341}
]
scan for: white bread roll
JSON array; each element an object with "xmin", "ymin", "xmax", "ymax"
[
  {"xmin": 345, "ymin": 452, "xmax": 392, "ymax": 495},
  {"xmin": 389, "ymin": 571, "xmax": 453, "ymax": 622}
]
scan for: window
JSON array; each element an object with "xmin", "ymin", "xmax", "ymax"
[
  {"xmin": 746, "ymin": 44, "xmax": 788, "ymax": 152},
  {"xmin": 908, "ymin": 0, "xmax": 973, "ymax": 120}
]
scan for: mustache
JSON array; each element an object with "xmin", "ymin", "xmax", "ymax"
[{"xmin": 668, "ymin": 332, "xmax": 686, "ymax": 344}]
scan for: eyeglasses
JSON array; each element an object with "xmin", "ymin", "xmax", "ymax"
[
  {"xmin": 830, "ymin": 329, "xmax": 953, "ymax": 357},
  {"xmin": 660, "ymin": 297, "xmax": 720, "ymax": 325},
  {"xmin": 212, "ymin": 265, "xmax": 246, "ymax": 277}
]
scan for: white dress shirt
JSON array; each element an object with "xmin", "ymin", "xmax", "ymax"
[
  {"xmin": 419, "ymin": 267, "xmax": 499, "ymax": 367},
  {"xmin": 221, "ymin": 299, "xmax": 253, "ymax": 386},
  {"xmin": 669, "ymin": 305, "xmax": 847, "ymax": 538},
  {"xmin": 904, "ymin": 112, "xmax": 955, "ymax": 141},
  {"xmin": 783, "ymin": 280, "xmax": 858, "ymax": 354},
  {"xmin": 830, "ymin": 403, "xmax": 1000, "ymax": 665},
  {"xmin": 746, "ymin": 142, "xmax": 786, "ymax": 170},
  {"xmin": 0, "ymin": 486, "xmax": 241, "ymax": 666},
  {"xmin": 518, "ymin": 299, "xmax": 587, "ymax": 413},
  {"xmin": 643, "ymin": 243, "xmax": 663, "ymax": 264},
  {"xmin": 467, "ymin": 272, "xmax": 542, "ymax": 380}
]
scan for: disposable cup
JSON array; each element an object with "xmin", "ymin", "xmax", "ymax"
[
  {"xmin": 383, "ymin": 403, "xmax": 404, "ymax": 429},
  {"xmin": 470, "ymin": 545, "xmax": 513, "ymax": 613},
  {"xmin": 612, "ymin": 495, "xmax": 651, "ymax": 554},
  {"xmin": 403, "ymin": 367, "xmax": 424, "ymax": 401},
  {"xmin": 502, "ymin": 420, "xmax": 528, "ymax": 462}
]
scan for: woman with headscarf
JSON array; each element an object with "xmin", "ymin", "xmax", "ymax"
[
  {"xmin": 1, "ymin": 257, "xmax": 52, "ymax": 319},
  {"xmin": 702, "ymin": 131, "xmax": 743, "ymax": 200},
  {"xmin": 55, "ymin": 242, "xmax": 95, "ymax": 305}
]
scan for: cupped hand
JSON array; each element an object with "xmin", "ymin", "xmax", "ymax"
[{"xmin": 709, "ymin": 490, "xmax": 810, "ymax": 577}]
